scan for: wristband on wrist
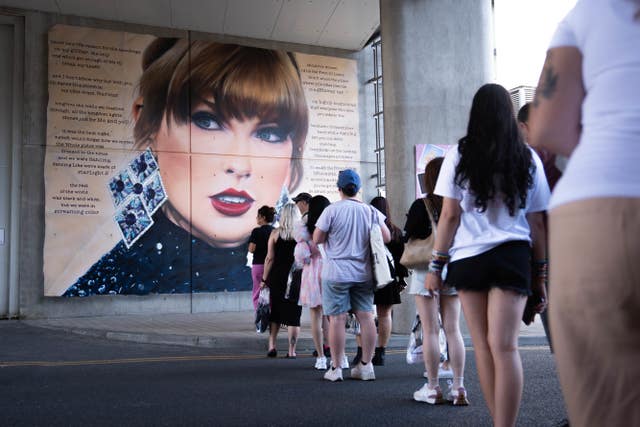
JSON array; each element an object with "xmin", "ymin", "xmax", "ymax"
[
  {"xmin": 432, "ymin": 249, "xmax": 450, "ymax": 261},
  {"xmin": 533, "ymin": 259, "xmax": 549, "ymax": 281}
]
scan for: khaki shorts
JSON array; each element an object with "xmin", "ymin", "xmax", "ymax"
[{"xmin": 549, "ymin": 198, "xmax": 640, "ymax": 427}]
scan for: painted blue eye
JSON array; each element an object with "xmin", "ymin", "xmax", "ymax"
[
  {"xmin": 192, "ymin": 111, "xmax": 222, "ymax": 130},
  {"xmin": 255, "ymin": 127, "xmax": 289, "ymax": 143}
]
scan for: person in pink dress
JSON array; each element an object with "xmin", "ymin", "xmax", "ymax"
[{"xmin": 294, "ymin": 195, "xmax": 331, "ymax": 370}]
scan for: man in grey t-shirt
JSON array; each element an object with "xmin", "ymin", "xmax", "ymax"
[{"xmin": 314, "ymin": 169, "xmax": 390, "ymax": 382}]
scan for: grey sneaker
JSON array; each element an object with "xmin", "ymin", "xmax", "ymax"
[
  {"xmin": 350, "ymin": 362, "xmax": 375, "ymax": 381},
  {"xmin": 323, "ymin": 366, "xmax": 343, "ymax": 382}
]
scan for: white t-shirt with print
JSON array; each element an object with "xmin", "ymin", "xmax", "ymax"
[
  {"xmin": 547, "ymin": 0, "xmax": 640, "ymax": 208},
  {"xmin": 434, "ymin": 147, "xmax": 550, "ymax": 263},
  {"xmin": 315, "ymin": 199, "xmax": 385, "ymax": 283}
]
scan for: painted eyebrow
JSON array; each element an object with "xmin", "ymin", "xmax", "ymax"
[{"xmin": 192, "ymin": 98, "xmax": 216, "ymax": 111}]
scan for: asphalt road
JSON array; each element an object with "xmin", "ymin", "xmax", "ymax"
[{"xmin": 0, "ymin": 322, "xmax": 568, "ymax": 426}]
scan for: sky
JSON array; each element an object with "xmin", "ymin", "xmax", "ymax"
[{"xmin": 494, "ymin": 0, "xmax": 578, "ymax": 90}]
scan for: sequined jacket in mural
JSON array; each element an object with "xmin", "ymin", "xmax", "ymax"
[{"xmin": 64, "ymin": 211, "xmax": 251, "ymax": 296}]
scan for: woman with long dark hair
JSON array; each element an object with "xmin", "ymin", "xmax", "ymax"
[
  {"xmin": 295, "ymin": 195, "xmax": 331, "ymax": 369},
  {"xmin": 425, "ymin": 83, "xmax": 550, "ymax": 427},
  {"xmin": 248, "ymin": 205, "xmax": 276, "ymax": 310}
]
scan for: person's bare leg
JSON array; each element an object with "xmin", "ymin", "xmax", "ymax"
[
  {"xmin": 459, "ymin": 291, "xmax": 494, "ymax": 418},
  {"xmin": 309, "ymin": 307, "xmax": 323, "ymax": 357},
  {"xmin": 328, "ymin": 313, "xmax": 347, "ymax": 368},
  {"xmin": 487, "ymin": 288, "xmax": 527, "ymax": 427},
  {"xmin": 355, "ymin": 310, "xmax": 376, "ymax": 363},
  {"xmin": 415, "ymin": 295, "xmax": 440, "ymax": 386},
  {"xmin": 376, "ymin": 304, "xmax": 392, "ymax": 347},
  {"xmin": 287, "ymin": 325, "xmax": 300, "ymax": 357},
  {"xmin": 322, "ymin": 315, "xmax": 330, "ymax": 352},
  {"xmin": 268, "ymin": 322, "xmax": 280, "ymax": 352},
  {"xmin": 441, "ymin": 295, "xmax": 465, "ymax": 389}
]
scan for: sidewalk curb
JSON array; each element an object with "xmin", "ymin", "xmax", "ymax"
[{"xmin": 25, "ymin": 321, "xmax": 550, "ymax": 353}]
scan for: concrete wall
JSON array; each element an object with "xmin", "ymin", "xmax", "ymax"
[
  {"xmin": 379, "ymin": 0, "xmax": 494, "ymax": 332},
  {"xmin": 7, "ymin": 8, "xmax": 372, "ymax": 318},
  {"xmin": 5, "ymin": 1, "xmax": 493, "ymax": 320}
]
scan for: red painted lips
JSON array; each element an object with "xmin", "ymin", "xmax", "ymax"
[{"xmin": 210, "ymin": 188, "xmax": 254, "ymax": 217}]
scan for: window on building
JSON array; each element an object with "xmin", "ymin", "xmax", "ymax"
[{"xmin": 367, "ymin": 38, "xmax": 385, "ymax": 194}]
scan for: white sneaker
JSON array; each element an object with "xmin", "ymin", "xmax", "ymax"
[
  {"xmin": 323, "ymin": 366, "xmax": 343, "ymax": 382},
  {"xmin": 314, "ymin": 356, "xmax": 327, "ymax": 370},
  {"xmin": 350, "ymin": 362, "xmax": 375, "ymax": 381},
  {"xmin": 413, "ymin": 383, "xmax": 445, "ymax": 404},
  {"xmin": 340, "ymin": 354, "xmax": 349, "ymax": 369},
  {"xmin": 423, "ymin": 364, "xmax": 453, "ymax": 379}
]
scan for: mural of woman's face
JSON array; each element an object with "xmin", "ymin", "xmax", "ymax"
[{"xmin": 154, "ymin": 100, "xmax": 293, "ymax": 248}]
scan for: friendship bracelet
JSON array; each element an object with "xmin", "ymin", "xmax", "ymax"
[
  {"xmin": 432, "ymin": 249, "xmax": 450, "ymax": 260},
  {"xmin": 427, "ymin": 249, "xmax": 450, "ymax": 277},
  {"xmin": 533, "ymin": 260, "xmax": 548, "ymax": 277},
  {"xmin": 428, "ymin": 259, "xmax": 445, "ymax": 274}
]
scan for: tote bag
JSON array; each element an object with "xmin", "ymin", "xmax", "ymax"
[
  {"xmin": 400, "ymin": 198, "xmax": 436, "ymax": 269},
  {"xmin": 369, "ymin": 207, "xmax": 394, "ymax": 289}
]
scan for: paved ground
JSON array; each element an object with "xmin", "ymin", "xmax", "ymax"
[
  {"xmin": 19, "ymin": 310, "xmax": 549, "ymax": 353},
  {"xmin": 0, "ymin": 321, "xmax": 566, "ymax": 427}
]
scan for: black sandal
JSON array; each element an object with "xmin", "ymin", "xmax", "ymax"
[{"xmin": 267, "ymin": 349, "xmax": 277, "ymax": 358}]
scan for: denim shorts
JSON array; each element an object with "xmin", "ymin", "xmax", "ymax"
[
  {"xmin": 408, "ymin": 268, "xmax": 458, "ymax": 298},
  {"xmin": 322, "ymin": 279, "xmax": 374, "ymax": 316}
]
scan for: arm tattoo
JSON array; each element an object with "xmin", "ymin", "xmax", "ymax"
[{"xmin": 533, "ymin": 52, "xmax": 559, "ymax": 107}]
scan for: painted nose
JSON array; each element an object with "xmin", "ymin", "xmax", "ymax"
[{"xmin": 224, "ymin": 156, "xmax": 252, "ymax": 179}]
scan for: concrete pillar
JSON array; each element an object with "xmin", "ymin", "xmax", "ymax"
[{"xmin": 380, "ymin": 0, "xmax": 494, "ymax": 333}]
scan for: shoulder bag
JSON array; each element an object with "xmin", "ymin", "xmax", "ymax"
[
  {"xmin": 369, "ymin": 206, "xmax": 395, "ymax": 289},
  {"xmin": 400, "ymin": 198, "xmax": 436, "ymax": 269}
]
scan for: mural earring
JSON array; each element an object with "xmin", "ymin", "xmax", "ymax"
[
  {"xmin": 274, "ymin": 184, "xmax": 291, "ymax": 216},
  {"xmin": 107, "ymin": 147, "xmax": 168, "ymax": 248}
]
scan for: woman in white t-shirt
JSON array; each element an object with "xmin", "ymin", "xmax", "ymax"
[
  {"xmin": 529, "ymin": 1, "xmax": 640, "ymax": 426},
  {"xmin": 426, "ymin": 83, "xmax": 550, "ymax": 427}
]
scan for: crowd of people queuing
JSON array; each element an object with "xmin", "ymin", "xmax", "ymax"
[
  {"xmin": 252, "ymin": 2, "xmax": 640, "ymax": 426},
  {"xmin": 253, "ymin": 84, "xmax": 550, "ymax": 422},
  {"xmin": 255, "ymin": 82, "xmax": 551, "ymax": 421}
]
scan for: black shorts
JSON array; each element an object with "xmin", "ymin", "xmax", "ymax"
[{"xmin": 445, "ymin": 240, "xmax": 531, "ymax": 296}]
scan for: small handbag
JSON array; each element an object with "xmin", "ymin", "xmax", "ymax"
[
  {"xmin": 255, "ymin": 288, "xmax": 270, "ymax": 334},
  {"xmin": 406, "ymin": 314, "xmax": 423, "ymax": 364},
  {"xmin": 345, "ymin": 313, "xmax": 361, "ymax": 335},
  {"xmin": 369, "ymin": 207, "xmax": 395, "ymax": 289},
  {"xmin": 285, "ymin": 265, "xmax": 302, "ymax": 302},
  {"xmin": 400, "ymin": 198, "xmax": 436, "ymax": 269}
]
